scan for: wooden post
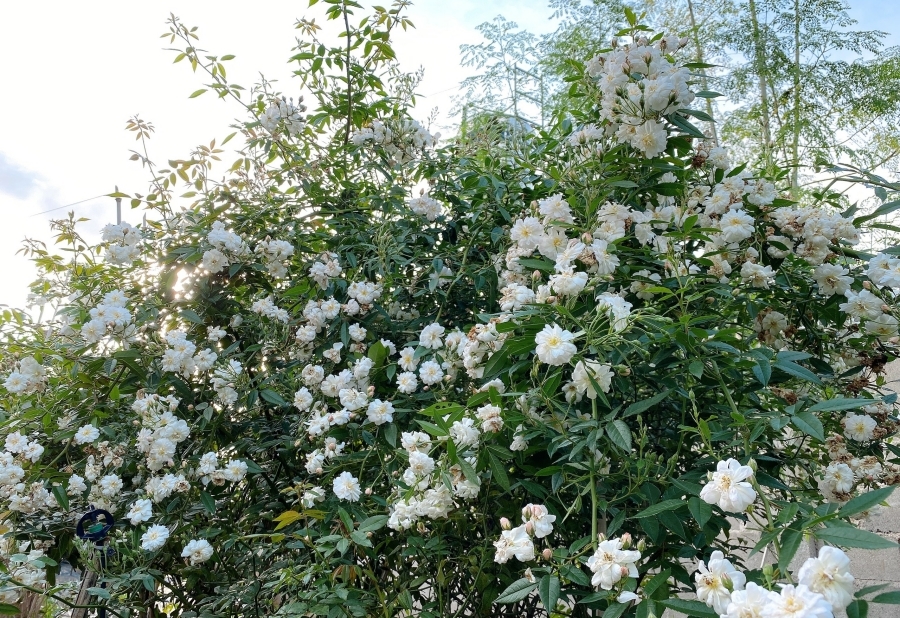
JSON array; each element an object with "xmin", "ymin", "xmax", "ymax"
[{"xmin": 71, "ymin": 570, "xmax": 99, "ymax": 618}]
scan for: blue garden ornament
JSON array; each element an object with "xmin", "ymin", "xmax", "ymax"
[{"xmin": 76, "ymin": 507, "xmax": 115, "ymax": 618}]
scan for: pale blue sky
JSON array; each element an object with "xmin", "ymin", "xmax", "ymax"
[{"xmin": 0, "ymin": 1, "xmax": 895, "ymax": 308}]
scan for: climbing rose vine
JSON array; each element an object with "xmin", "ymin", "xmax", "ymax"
[{"xmin": 2, "ymin": 4, "xmax": 900, "ymax": 617}]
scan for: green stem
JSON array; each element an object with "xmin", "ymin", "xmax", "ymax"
[{"xmin": 590, "ymin": 398, "xmax": 599, "ymax": 551}]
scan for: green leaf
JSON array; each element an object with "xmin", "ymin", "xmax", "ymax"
[
  {"xmin": 52, "ymin": 484, "xmax": 69, "ymax": 511},
  {"xmin": 752, "ymin": 358, "xmax": 771, "ymax": 386},
  {"xmin": 791, "ymin": 411, "xmax": 825, "ymax": 442},
  {"xmin": 688, "ymin": 360, "xmax": 704, "ymax": 378},
  {"xmin": 606, "ymin": 420, "xmax": 632, "ymax": 452},
  {"xmin": 489, "ymin": 452, "xmax": 510, "ymax": 491},
  {"xmin": 871, "ymin": 591, "xmax": 900, "ymax": 604},
  {"xmin": 815, "ymin": 526, "xmax": 899, "ymax": 550},
  {"xmin": 538, "ymin": 574, "xmax": 560, "ymax": 611},
  {"xmin": 260, "ymin": 389, "xmax": 288, "ymax": 407},
  {"xmin": 482, "ymin": 346, "xmax": 512, "ymax": 378},
  {"xmin": 495, "ymin": 578, "xmax": 538, "ymax": 604},
  {"xmin": 666, "ymin": 113, "xmax": 706, "ymax": 139},
  {"xmin": 189, "ymin": 88, "xmax": 208, "ymax": 98},
  {"xmin": 839, "ymin": 486, "xmax": 896, "ymax": 519},
  {"xmin": 624, "ymin": 389, "xmax": 670, "ymax": 417},
  {"xmin": 634, "ymin": 499, "xmax": 684, "ymax": 518},
  {"xmin": 416, "ymin": 420, "xmax": 448, "ymax": 437},
  {"xmin": 688, "ymin": 497, "xmax": 712, "ymax": 527},
  {"xmin": 773, "ymin": 359, "xmax": 822, "ymax": 385},
  {"xmin": 357, "ymin": 515, "xmax": 388, "ymax": 533},
  {"xmin": 350, "ymin": 530, "xmax": 373, "ymax": 547},
  {"xmin": 180, "ymin": 309, "xmax": 205, "ymax": 324},
  {"xmin": 601, "ymin": 603, "xmax": 627, "ymax": 618},
  {"xmin": 383, "ymin": 423, "xmax": 397, "ymax": 448},
  {"xmin": 200, "ymin": 491, "xmax": 216, "ymax": 515},
  {"xmin": 659, "ymin": 598, "xmax": 718, "ymax": 617},
  {"xmin": 854, "ymin": 200, "xmax": 900, "ymax": 225},
  {"xmin": 367, "ymin": 340, "xmax": 388, "ymax": 367},
  {"xmin": 778, "ymin": 526, "xmax": 803, "ymax": 574},
  {"xmin": 88, "ymin": 587, "xmax": 111, "ymax": 600},
  {"xmin": 847, "ymin": 599, "xmax": 869, "ymax": 618},
  {"xmin": 419, "ymin": 402, "xmax": 464, "ymax": 417},
  {"xmin": 808, "ymin": 398, "xmax": 880, "ymax": 412}
]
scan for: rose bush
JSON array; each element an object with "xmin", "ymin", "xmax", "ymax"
[{"xmin": 2, "ymin": 3, "xmax": 900, "ymax": 617}]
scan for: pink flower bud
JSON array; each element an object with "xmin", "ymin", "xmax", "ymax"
[
  {"xmin": 620, "ymin": 532, "xmax": 632, "ymax": 548},
  {"xmin": 525, "ymin": 521, "xmax": 534, "ymax": 535},
  {"xmin": 500, "ymin": 517, "xmax": 511, "ymax": 530},
  {"xmin": 542, "ymin": 548, "xmax": 553, "ymax": 560},
  {"xmin": 863, "ymin": 281, "xmax": 872, "ymax": 289},
  {"xmin": 365, "ymin": 487, "xmax": 373, "ymax": 495}
]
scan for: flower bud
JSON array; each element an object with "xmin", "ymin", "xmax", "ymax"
[
  {"xmin": 597, "ymin": 533, "xmax": 607, "ymax": 543},
  {"xmin": 620, "ymin": 532, "xmax": 632, "ymax": 548},
  {"xmin": 500, "ymin": 517, "xmax": 511, "ymax": 530},
  {"xmin": 748, "ymin": 458, "xmax": 758, "ymax": 472},
  {"xmin": 365, "ymin": 487, "xmax": 372, "ymax": 495},
  {"xmin": 636, "ymin": 539, "xmax": 646, "ymax": 552},
  {"xmin": 524, "ymin": 521, "xmax": 535, "ymax": 535},
  {"xmin": 863, "ymin": 281, "xmax": 872, "ymax": 290},
  {"xmin": 542, "ymin": 548, "xmax": 553, "ymax": 560},
  {"xmin": 882, "ymin": 304, "xmax": 891, "ymax": 313},
  {"xmin": 620, "ymin": 566, "xmax": 630, "ymax": 578},
  {"xmin": 367, "ymin": 385, "xmax": 375, "ymax": 397},
  {"xmin": 532, "ymin": 270, "xmax": 542, "ymax": 281}
]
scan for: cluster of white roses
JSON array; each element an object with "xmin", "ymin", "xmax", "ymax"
[
  {"xmin": 351, "ymin": 117, "xmax": 439, "ymax": 164},
  {"xmin": 250, "ymin": 295, "xmax": 290, "ymax": 323},
  {"xmin": 101, "ymin": 221, "xmax": 143, "ymax": 266},
  {"xmin": 202, "ymin": 221, "xmax": 249, "ymax": 274},
  {"xmin": 586, "ymin": 34, "xmax": 694, "ymax": 158},
  {"xmin": 695, "ymin": 546, "xmax": 853, "ymax": 618},
  {"xmin": 80, "ymin": 289, "xmax": 135, "ymax": 344},
  {"xmin": 819, "ymin": 404, "xmax": 899, "ymax": 503},
  {"xmin": 2, "ymin": 356, "xmax": 47, "ymax": 395},
  {"xmin": 0, "ymin": 432, "xmax": 52, "ymax": 515},
  {"xmin": 211, "ymin": 359, "xmax": 244, "ymax": 406},
  {"xmin": 493, "ymin": 503, "xmax": 557, "ymax": 564},
  {"xmin": 259, "ymin": 96, "xmax": 307, "ymax": 137},
  {"xmin": 255, "ymin": 237, "xmax": 295, "ymax": 278},
  {"xmin": 160, "ymin": 329, "xmax": 218, "ymax": 378},
  {"xmin": 132, "ymin": 392, "xmax": 191, "ymax": 472},
  {"xmin": 0, "ymin": 544, "xmax": 50, "ymax": 603},
  {"xmin": 385, "ymin": 421, "xmax": 485, "ymax": 532},
  {"xmin": 309, "ymin": 252, "xmax": 343, "ymax": 289},
  {"xmin": 407, "ymin": 193, "xmax": 446, "ymax": 222},
  {"xmin": 770, "ymin": 205, "xmax": 860, "ymax": 266}
]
